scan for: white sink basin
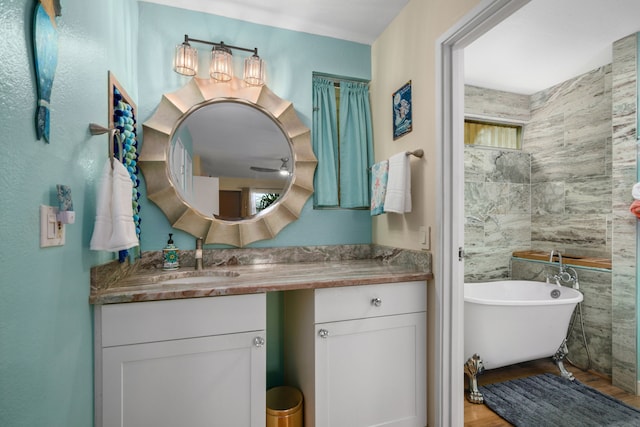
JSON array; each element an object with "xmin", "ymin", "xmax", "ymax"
[{"xmin": 159, "ymin": 271, "xmax": 239, "ymax": 286}]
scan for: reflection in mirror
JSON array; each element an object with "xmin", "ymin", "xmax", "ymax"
[
  {"xmin": 170, "ymin": 100, "xmax": 293, "ymax": 220},
  {"xmin": 139, "ymin": 77, "xmax": 317, "ymax": 247}
]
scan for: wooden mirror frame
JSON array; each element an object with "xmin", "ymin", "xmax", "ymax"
[{"xmin": 139, "ymin": 77, "xmax": 317, "ymax": 247}]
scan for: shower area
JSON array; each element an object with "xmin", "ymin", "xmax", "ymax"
[{"xmin": 463, "ymin": 33, "xmax": 639, "ymax": 393}]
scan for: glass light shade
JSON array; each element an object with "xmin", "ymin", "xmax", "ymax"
[
  {"xmin": 210, "ymin": 46, "xmax": 233, "ymax": 81},
  {"xmin": 243, "ymin": 54, "xmax": 266, "ymax": 86},
  {"xmin": 174, "ymin": 43, "xmax": 198, "ymax": 76}
]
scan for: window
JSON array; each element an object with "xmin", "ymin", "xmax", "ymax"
[
  {"xmin": 312, "ymin": 74, "xmax": 373, "ymax": 209},
  {"xmin": 464, "ymin": 119, "xmax": 522, "ymax": 149},
  {"xmin": 250, "ymin": 190, "xmax": 279, "ymax": 215}
]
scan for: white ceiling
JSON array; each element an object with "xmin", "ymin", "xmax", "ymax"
[
  {"xmin": 464, "ymin": 0, "xmax": 640, "ymax": 94},
  {"xmin": 140, "ymin": 0, "xmax": 408, "ymax": 45}
]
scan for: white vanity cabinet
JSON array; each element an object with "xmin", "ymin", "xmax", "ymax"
[
  {"xmin": 284, "ymin": 281, "xmax": 427, "ymax": 427},
  {"xmin": 94, "ymin": 293, "xmax": 266, "ymax": 427}
]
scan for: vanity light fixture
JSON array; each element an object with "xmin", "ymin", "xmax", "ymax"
[
  {"xmin": 174, "ymin": 39, "xmax": 198, "ymax": 76},
  {"xmin": 210, "ymin": 43, "xmax": 233, "ymax": 81},
  {"xmin": 243, "ymin": 52, "xmax": 266, "ymax": 86},
  {"xmin": 173, "ymin": 34, "xmax": 266, "ymax": 86}
]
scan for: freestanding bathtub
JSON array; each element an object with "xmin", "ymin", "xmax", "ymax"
[{"xmin": 463, "ymin": 280, "xmax": 583, "ymax": 403}]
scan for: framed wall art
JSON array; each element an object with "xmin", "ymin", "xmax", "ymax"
[{"xmin": 392, "ymin": 80, "xmax": 412, "ymax": 140}]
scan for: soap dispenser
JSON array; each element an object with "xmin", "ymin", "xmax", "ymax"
[{"xmin": 163, "ymin": 233, "xmax": 180, "ymax": 270}]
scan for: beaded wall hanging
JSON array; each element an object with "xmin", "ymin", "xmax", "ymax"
[{"xmin": 108, "ymin": 72, "xmax": 141, "ymax": 262}]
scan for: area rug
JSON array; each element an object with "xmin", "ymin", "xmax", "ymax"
[{"xmin": 479, "ymin": 373, "xmax": 640, "ymax": 427}]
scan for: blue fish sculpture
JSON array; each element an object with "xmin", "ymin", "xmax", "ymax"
[{"xmin": 33, "ymin": 0, "xmax": 61, "ymax": 143}]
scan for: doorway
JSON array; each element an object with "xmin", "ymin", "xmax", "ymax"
[{"xmin": 435, "ymin": 0, "xmax": 530, "ymax": 425}]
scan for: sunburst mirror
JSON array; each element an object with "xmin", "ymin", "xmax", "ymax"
[{"xmin": 139, "ymin": 77, "xmax": 317, "ymax": 247}]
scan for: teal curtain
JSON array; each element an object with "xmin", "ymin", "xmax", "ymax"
[
  {"xmin": 339, "ymin": 81, "xmax": 374, "ymax": 208},
  {"xmin": 312, "ymin": 77, "xmax": 339, "ymax": 207}
]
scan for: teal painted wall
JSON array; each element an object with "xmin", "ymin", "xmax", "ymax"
[
  {"xmin": 1, "ymin": 1, "xmax": 372, "ymax": 423},
  {"xmin": 0, "ymin": 1, "xmax": 138, "ymax": 425},
  {"xmin": 136, "ymin": 2, "xmax": 373, "ymax": 252},
  {"xmin": 136, "ymin": 2, "xmax": 372, "ymax": 388}
]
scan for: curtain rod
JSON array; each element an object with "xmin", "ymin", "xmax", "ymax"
[{"xmin": 313, "ymin": 72, "xmax": 370, "ymax": 84}]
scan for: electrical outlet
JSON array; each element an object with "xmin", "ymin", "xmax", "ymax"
[{"xmin": 40, "ymin": 205, "xmax": 65, "ymax": 247}]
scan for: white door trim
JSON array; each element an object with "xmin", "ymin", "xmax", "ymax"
[{"xmin": 434, "ymin": 1, "xmax": 530, "ymax": 425}]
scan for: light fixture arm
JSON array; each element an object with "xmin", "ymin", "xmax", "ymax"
[{"xmin": 182, "ymin": 34, "xmax": 258, "ymax": 56}]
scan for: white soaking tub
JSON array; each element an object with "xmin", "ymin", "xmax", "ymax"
[{"xmin": 463, "ymin": 280, "xmax": 583, "ymax": 403}]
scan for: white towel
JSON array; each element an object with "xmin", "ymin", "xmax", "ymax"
[
  {"xmin": 384, "ymin": 152, "xmax": 412, "ymax": 213},
  {"xmin": 90, "ymin": 159, "xmax": 139, "ymax": 252},
  {"xmin": 633, "ymin": 182, "xmax": 640, "ymax": 200}
]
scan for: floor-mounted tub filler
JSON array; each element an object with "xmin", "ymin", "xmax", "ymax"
[{"xmin": 464, "ymin": 279, "xmax": 583, "ymax": 403}]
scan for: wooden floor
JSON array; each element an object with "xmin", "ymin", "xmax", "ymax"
[{"xmin": 464, "ymin": 358, "xmax": 640, "ymax": 426}]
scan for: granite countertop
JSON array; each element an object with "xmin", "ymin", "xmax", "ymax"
[{"xmin": 90, "ymin": 259, "xmax": 432, "ymax": 305}]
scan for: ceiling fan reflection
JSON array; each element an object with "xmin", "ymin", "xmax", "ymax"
[{"xmin": 250, "ymin": 157, "xmax": 290, "ymax": 176}]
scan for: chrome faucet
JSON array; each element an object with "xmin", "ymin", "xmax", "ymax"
[
  {"xmin": 547, "ymin": 249, "xmax": 579, "ymax": 288},
  {"xmin": 195, "ymin": 237, "xmax": 204, "ymax": 271},
  {"xmin": 549, "ymin": 248, "xmax": 562, "ymax": 266}
]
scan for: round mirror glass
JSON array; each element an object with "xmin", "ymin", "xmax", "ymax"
[{"xmin": 169, "ymin": 100, "xmax": 293, "ymax": 221}]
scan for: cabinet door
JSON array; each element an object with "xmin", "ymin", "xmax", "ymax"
[
  {"xmin": 101, "ymin": 331, "xmax": 266, "ymax": 427},
  {"xmin": 315, "ymin": 312, "xmax": 426, "ymax": 427}
]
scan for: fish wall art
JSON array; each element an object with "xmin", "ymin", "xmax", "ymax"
[{"xmin": 33, "ymin": 0, "xmax": 62, "ymax": 143}]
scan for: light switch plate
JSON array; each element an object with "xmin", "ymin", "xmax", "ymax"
[
  {"xmin": 419, "ymin": 225, "xmax": 431, "ymax": 250},
  {"xmin": 40, "ymin": 205, "xmax": 65, "ymax": 247}
]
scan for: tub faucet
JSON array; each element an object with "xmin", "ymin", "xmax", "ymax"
[
  {"xmin": 547, "ymin": 249, "xmax": 579, "ymax": 288},
  {"xmin": 195, "ymin": 237, "xmax": 203, "ymax": 271},
  {"xmin": 547, "ymin": 249, "xmax": 561, "ymax": 285},
  {"xmin": 549, "ymin": 249, "xmax": 562, "ymax": 266}
]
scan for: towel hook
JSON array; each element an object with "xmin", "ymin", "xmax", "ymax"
[{"xmin": 89, "ymin": 123, "xmax": 123, "ymax": 169}]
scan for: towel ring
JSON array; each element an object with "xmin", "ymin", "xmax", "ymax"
[{"xmin": 89, "ymin": 123, "xmax": 123, "ymax": 169}]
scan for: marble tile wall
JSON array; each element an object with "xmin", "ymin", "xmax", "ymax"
[
  {"xmin": 464, "ymin": 147, "xmax": 531, "ymax": 281},
  {"xmin": 527, "ymin": 65, "xmax": 613, "ymax": 258},
  {"xmin": 464, "ymin": 64, "xmax": 613, "ymax": 279},
  {"xmin": 511, "ymin": 258, "xmax": 612, "ymax": 376},
  {"xmin": 464, "ymin": 86, "xmax": 532, "ymax": 281},
  {"xmin": 464, "ymin": 85, "xmax": 530, "ymax": 122},
  {"xmin": 610, "ymin": 33, "xmax": 638, "ymax": 393}
]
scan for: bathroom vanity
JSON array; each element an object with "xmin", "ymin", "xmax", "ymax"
[
  {"xmin": 90, "ymin": 73, "xmax": 434, "ymax": 426},
  {"xmin": 284, "ymin": 281, "xmax": 427, "ymax": 426},
  {"xmin": 95, "ymin": 294, "xmax": 266, "ymax": 426},
  {"xmin": 91, "ymin": 249, "xmax": 430, "ymax": 427}
]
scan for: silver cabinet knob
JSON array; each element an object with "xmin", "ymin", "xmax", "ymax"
[
  {"xmin": 371, "ymin": 297, "xmax": 382, "ymax": 307},
  {"xmin": 318, "ymin": 329, "xmax": 329, "ymax": 339},
  {"xmin": 253, "ymin": 336, "xmax": 265, "ymax": 347}
]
